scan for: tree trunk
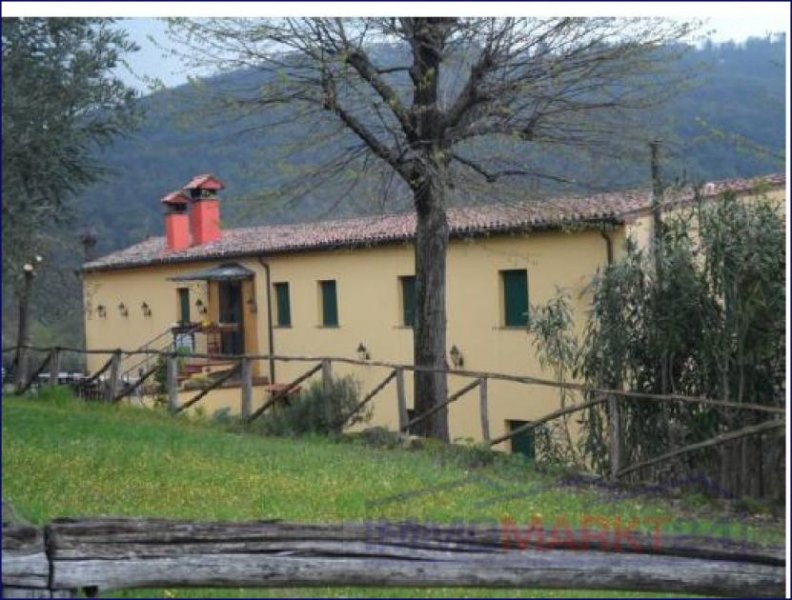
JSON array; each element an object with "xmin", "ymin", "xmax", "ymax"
[
  {"xmin": 407, "ymin": 18, "xmax": 452, "ymax": 442},
  {"xmin": 412, "ymin": 174, "xmax": 450, "ymax": 442}
]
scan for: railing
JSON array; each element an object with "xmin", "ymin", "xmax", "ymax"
[
  {"xmin": 3, "ymin": 344, "xmax": 785, "ymax": 499},
  {"xmin": 1, "ymin": 516, "xmax": 784, "ymax": 597}
]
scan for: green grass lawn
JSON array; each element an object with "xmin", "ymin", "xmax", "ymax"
[{"xmin": 2, "ymin": 390, "xmax": 784, "ymax": 598}]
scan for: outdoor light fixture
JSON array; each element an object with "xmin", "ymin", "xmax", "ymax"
[
  {"xmin": 97, "ymin": 304, "xmax": 107, "ymax": 318},
  {"xmin": 118, "ymin": 302, "xmax": 128, "ymax": 317},
  {"xmin": 356, "ymin": 342, "xmax": 370, "ymax": 361},
  {"xmin": 449, "ymin": 345, "xmax": 464, "ymax": 368},
  {"xmin": 246, "ymin": 297, "xmax": 258, "ymax": 313},
  {"xmin": 195, "ymin": 299, "xmax": 208, "ymax": 315},
  {"xmin": 141, "ymin": 302, "xmax": 152, "ymax": 317}
]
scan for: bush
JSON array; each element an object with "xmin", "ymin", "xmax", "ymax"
[{"xmin": 254, "ymin": 375, "xmax": 368, "ymax": 437}]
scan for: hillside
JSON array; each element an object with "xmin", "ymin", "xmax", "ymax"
[
  {"xmin": 2, "ymin": 392, "xmax": 783, "ymax": 597},
  {"xmin": 0, "ymin": 36, "xmax": 785, "ymax": 356}
]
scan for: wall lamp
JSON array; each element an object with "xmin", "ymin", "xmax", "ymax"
[
  {"xmin": 118, "ymin": 302, "xmax": 129, "ymax": 317},
  {"xmin": 449, "ymin": 344, "xmax": 464, "ymax": 368},
  {"xmin": 141, "ymin": 302, "xmax": 152, "ymax": 317},
  {"xmin": 356, "ymin": 342, "xmax": 370, "ymax": 361},
  {"xmin": 97, "ymin": 304, "xmax": 107, "ymax": 318},
  {"xmin": 195, "ymin": 298, "xmax": 208, "ymax": 315},
  {"xmin": 246, "ymin": 297, "xmax": 258, "ymax": 313}
]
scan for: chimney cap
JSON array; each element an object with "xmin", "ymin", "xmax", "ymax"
[
  {"xmin": 183, "ymin": 173, "xmax": 225, "ymax": 192},
  {"xmin": 161, "ymin": 190, "xmax": 191, "ymax": 205}
]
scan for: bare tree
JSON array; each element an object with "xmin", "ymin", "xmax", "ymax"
[{"xmin": 167, "ymin": 17, "xmax": 697, "ymax": 441}]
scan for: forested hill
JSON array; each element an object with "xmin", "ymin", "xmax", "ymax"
[
  {"xmin": 77, "ymin": 36, "xmax": 784, "ymax": 259},
  {"xmin": 1, "ymin": 36, "xmax": 785, "ymax": 358}
]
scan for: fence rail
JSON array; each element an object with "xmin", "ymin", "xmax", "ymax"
[
  {"xmin": 3, "ymin": 344, "xmax": 785, "ymax": 497},
  {"xmin": 1, "ymin": 517, "xmax": 785, "ymax": 597}
]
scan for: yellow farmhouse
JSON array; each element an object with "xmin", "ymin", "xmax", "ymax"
[{"xmin": 81, "ymin": 173, "xmax": 785, "ymax": 452}]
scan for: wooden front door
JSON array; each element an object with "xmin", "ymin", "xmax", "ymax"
[{"xmin": 218, "ymin": 280, "xmax": 244, "ymax": 355}]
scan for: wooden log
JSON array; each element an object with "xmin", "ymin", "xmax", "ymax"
[
  {"xmin": 18, "ymin": 345, "xmax": 786, "ymax": 416},
  {"xmin": 617, "ymin": 420, "xmax": 785, "ymax": 479},
  {"xmin": 240, "ymin": 358, "xmax": 253, "ymax": 419},
  {"xmin": 395, "ymin": 368, "xmax": 407, "ymax": 433},
  {"xmin": 82, "ymin": 356, "xmax": 115, "ymax": 387},
  {"xmin": 175, "ymin": 362, "xmax": 242, "ymax": 415},
  {"xmin": 479, "ymin": 378, "xmax": 490, "ymax": 442},
  {"xmin": 16, "ymin": 353, "xmax": 52, "ymax": 395},
  {"xmin": 321, "ymin": 359, "xmax": 333, "ymax": 426},
  {"xmin": 341, "ymin": 369, "xmax": 397, "ymax": 428},
  {"xmin": 608, "ymin": 394, "xmax": 622, "ymax": 481},
  {"xmin": 112, "ymin": 364, "xmax": 158, "ymax": 404},
  {"xmin": 489, "ymin": 396, "xmax": 608, "ymax": 447},
  {"xmin": 48, "ymin": 348, "xmax": 61, "ymax": 388},
  {"xmin": 167, "ymin": 356, "xmax": 179, "ymax": 414},
  {"xmin": 247, "ymin": 363, "xmax": 322, "ymax": 422},
  {"xmin": 41, "ymin": 519, "xmax": 784, "ymax": 596},
  {"xmin": 1, "ymin": 524, "xmax": 49, "ymax": 589},
  {"xmin": 403, "ymin": 378, "xmax": 480, "ymax": 433},
  {"xmin": 44, "ymin": 518, "xmax": 785, "ymax": 564},
  {"xmin": 104, "ymin": 351, "xmax": 121, "ymax": 403}
]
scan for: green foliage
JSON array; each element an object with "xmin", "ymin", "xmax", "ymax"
[
  {"xmin": 30, "ymin": 385, "xmax": 74, "ymax": 407},
  {"xmin": 253, "ymin": 376, "xmax": 369, "ymax": 437},
  {"xmin": 527, "ymin": 290, "xmax": 583, "ymax": 468},
  {"xmin": 579, "ymin": 192, "xmax": 785, "ymax": 474},
  {"xmin": 2, "ymin": 17, "xmax": 140, "ymax": 276}
]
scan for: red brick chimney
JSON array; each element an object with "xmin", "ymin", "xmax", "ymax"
[
  {"xmin": 161, "ymin": 191, "xmax": 192, "ymax": 251},
  {"xmin": 184, "ymin": 174, "xmax": 224, "ymax": 246}
]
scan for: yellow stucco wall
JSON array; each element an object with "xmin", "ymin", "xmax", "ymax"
[
  {"xmin": 84, "ymin": 228, "xmax": 615, "ymax": 448},
  {"xmin": 624, "ymin": 188, "xmax": 786, "ymax": 250}
]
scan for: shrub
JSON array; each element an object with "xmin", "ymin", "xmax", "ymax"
[{"xmin": 255, "ymin": 375, "xmax": 368, "ymax": 437}]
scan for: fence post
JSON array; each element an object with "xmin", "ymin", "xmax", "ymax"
[
  {"xmin": 395, "ymin": 368, "xmax": 408, "ymax": 434},
  {"xmin": 167, "ymin": 355, "xmax": 179, "ymax": 414},
  {"xmin": 322, "ymin": 359, "xmax": 333, "ymax": 426},
  {"xmin": 240, "ymin": 358, "xmax": 253, "ymax": 419},
  {"xmin": 105, "ymin": 350, "xmax": 121, "ymax": 403},
  {"xmin": 48, "ymin": 347, "xmax": 61, "ymax": 387},
  {"xmin": 479, "ymin": 377, "xmax": 490, "ymax": 442},
  {"xmin": 608, "ymin": 395, "xmax": 622, "ymax": 480}
]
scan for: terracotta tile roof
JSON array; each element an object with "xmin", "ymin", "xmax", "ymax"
[{"xmin": 82, "ymin": 173, "xmax": 785, "ymax": 273}]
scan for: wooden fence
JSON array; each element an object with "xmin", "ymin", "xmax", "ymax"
[
  {"xmin": 1, "ymin": 516, "xmax": 785, "ymax": 597},
  {"xmin": 3, "ymin": 344, "xmax": 785, "ymax": 498}
]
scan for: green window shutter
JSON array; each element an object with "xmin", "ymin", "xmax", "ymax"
[
  {"xmin": 275, "ymin": 283, "xmax": 291, "ymax": 327},
  {"xmin": 178, "ymin": 288, "xmax": 190, "ymax": 324},
  {"xmin": 502, "ymin": 270, "xmax": 529, "ymax": 327},
  {"xmin": 321, "ymin": 280, "xmax": 338, "ymax": 326},
  {"xmin": 401, "ymin": 276, "xmax": 416, "ymax": 327}
]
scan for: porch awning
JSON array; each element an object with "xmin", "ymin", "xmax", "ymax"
[{"xmin": 168, "ymin": 263, "xmax": 254, "ymax": 282}]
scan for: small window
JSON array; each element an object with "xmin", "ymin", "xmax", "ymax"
[
  {"xmin": 177, "ymin": 288, "xmax": 190, "ymax": 324},
  {"xmin": 400, "ymin": 275, "xmax": 416, "ymax": 327},
  {"xmin": 507, "ymin": 420, "xmax": 535, "ymax": 460},
  {"xmin": 274, "ymin": 282, "xmax": 291, "ymax": 327},
  {"xmin": 501, "ymin": 269, "xmax": 529, "ymax": 327},
  {"xmin": 319, "ymin": 280, "xmax": 338, "ymax": 327}
]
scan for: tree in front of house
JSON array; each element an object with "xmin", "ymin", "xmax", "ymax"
[{"xmin": 167, "ymin": 17, "xmax": 698, "ymax": 441}]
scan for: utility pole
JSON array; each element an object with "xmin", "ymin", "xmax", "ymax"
[
  {"xmin": 14, "ymin": 256, "xmax": 42, "ymax": 394},
  {"xmin": 649, "ymin": 140, "xmax": 669, "ymax": 397},
  {"xmin": 650, "ymin": 140, "xmax": 664, "ymax": 276}
]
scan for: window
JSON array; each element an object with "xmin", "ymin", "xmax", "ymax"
[
  {"xmin": 177, "ymin": 288, "xmax": 190, "ymax": 324},
  {"xmin": 400, "ymin": 275, "xmax": 416, "ymax": 327},
  {"xmin": 274, "ymin": 282, "xmax": 291, "ymax": 327},
  {"xmin": 501, "ymin": 269, "xmax": 529, "ymax": 327},
  {"xmin": 319, "ymin": 280, "xmax": 338, "ymax": 326},
  {"xmin": 507, "ymin": 420, "xmax": 535, "ymax": 460}
]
